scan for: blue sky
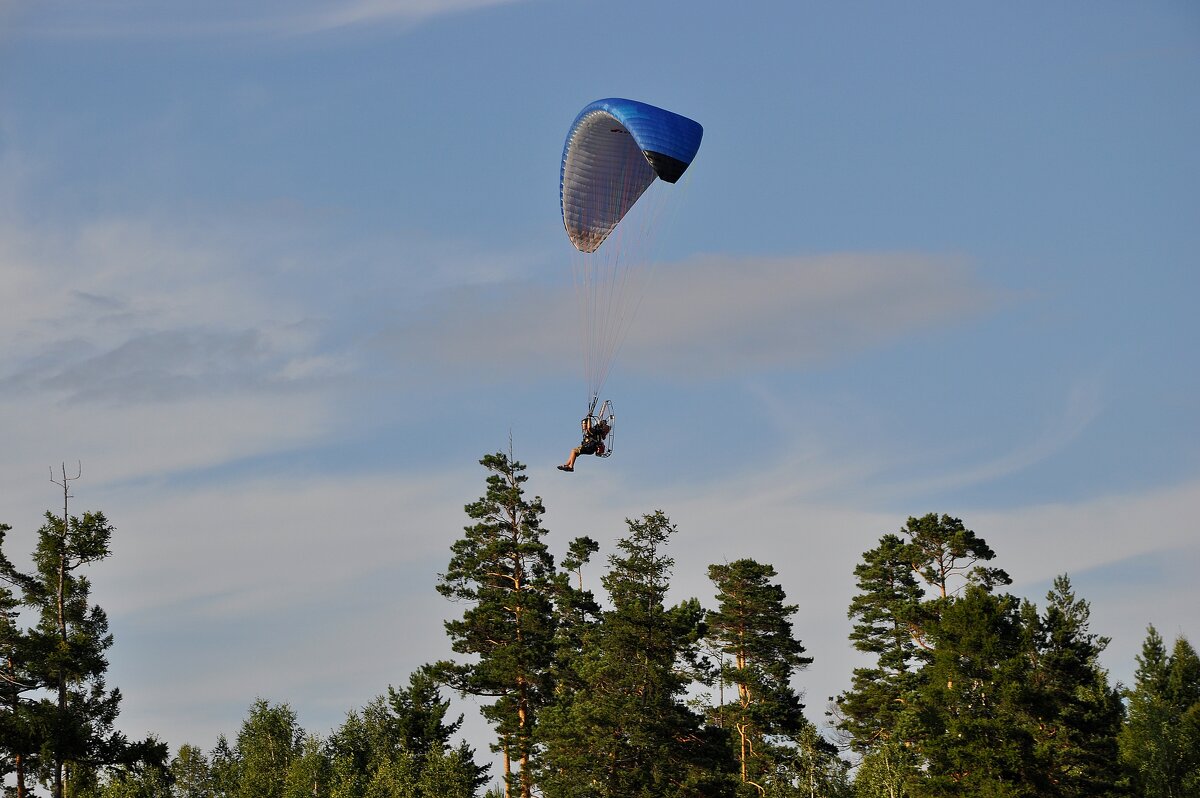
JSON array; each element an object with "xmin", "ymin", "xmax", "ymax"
[{"xmin": 2, "ymin": 0, "xmax": 1198, "ymax": 769}]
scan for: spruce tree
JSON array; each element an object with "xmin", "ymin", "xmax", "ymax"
[
  {"xmin": 705, "ymin": 558, "xmax": 812, "ymax": 792},
  {"xmin": 326, "ymin": 676, "xmax": 487, "ymax": 798},
  {"xmin": 537, "ymin": 511, "xmax": 735, "ymax": 798},
  {"xmin": 388, "ymin": 667, "xmax": 485, "ymax": 786},
  {"xmin": 907, "ymin": 585, "xmax": 1037, "ymax": 797},
  {"xmin": 547, "ymin": 536, "xmax": 601, "ymax": 699},
  {"xmin": 1119, "ymin": 626, "xmax": 1200, "ymax": 797},
  {"xmin": 1025, "ymin": 575, "xmax": 1124, "ymax": 796},
  {"xmin": 433, "ymin": 452, "xmax": 556, "ymax": 798}
]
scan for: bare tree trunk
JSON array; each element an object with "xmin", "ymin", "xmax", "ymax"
[
  {"xmin": 502, "ymin": 746, "xmax": 512, "ymax": 798},
  {"xmin": 518, "ymin": 684, "xmax": 531, "ymax": 798},
  {"xmin": 50, "ymin": 462, "xmax": 78, "ymax": 798}
]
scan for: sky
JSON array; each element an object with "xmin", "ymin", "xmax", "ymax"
[{"xmin": 1, "ymin": 0, "xmax": 1198, "ymax": 773}]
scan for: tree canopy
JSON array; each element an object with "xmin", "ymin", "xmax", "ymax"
[{"xmin": 3, "ymin": 459, "xmax": 1192, "ymax": 798}]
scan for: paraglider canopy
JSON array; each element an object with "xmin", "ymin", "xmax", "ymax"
[{"xmin": 560, "ymin": 98, "xmax": 703, "ymax": 254}]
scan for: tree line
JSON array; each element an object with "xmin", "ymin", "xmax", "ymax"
[{"xmin": 2, "ymin": 451, "xmax": 1198, "ymax": 797}]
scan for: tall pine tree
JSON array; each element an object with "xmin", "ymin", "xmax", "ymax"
[
  {"xmin": 706, "ymin": 558, "xmax": 812, "ymax": 792},
  {"xmin": 836, "ymin": 533, "xmax": 924, "ymax": 756},
  {"xmin": 433, "ymin": 452, "xmax": 556, "ymax": 798},
  {"xmin": 0, "ymin": 475, "xmax": 165, "ymax": 798}
]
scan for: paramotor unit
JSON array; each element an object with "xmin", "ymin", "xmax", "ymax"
[{"xmin": 585, "ymin": 396, "xmax": 615, "ymax": 458}]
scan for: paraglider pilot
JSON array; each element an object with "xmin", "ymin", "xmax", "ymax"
[{"xmin": 558, "ymin": 414, "xmax": 611, "ymax": 472}]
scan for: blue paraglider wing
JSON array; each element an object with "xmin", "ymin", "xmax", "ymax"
[{"xmin": 560, "ymin": 98, "xmax": 703, "ymax": 253}]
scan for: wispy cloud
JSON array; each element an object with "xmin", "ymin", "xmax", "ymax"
[
  {"xmin": 0, "ymin": 216, "xmax": 352, "ymax": 499},
  {"xmin": 862, "ymin": 374, "xmax": 1108, "ymax": 500},
  {"xmin": 390, "ymin": 252, "xmax": 1001, "ymax": 381},
  {"xmin": 0, "ymin": 219, "xmax": 345, "ymax": 405},
  {"xmin": 283, "ymin": 0, "xmax": 522, "ymax": 35},
  {"xmin": 9, "ymin": 0, "xmax": 527, "ymax": 39}
]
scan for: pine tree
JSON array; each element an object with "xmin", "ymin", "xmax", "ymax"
[
  {"xmin": 0, "ymin": 475, "xmax": 166, "ymax": 798},
  {"xmin": 902, "ymin": 513, "xmax": 1010, "ymax": 604},
  {"xmin": 706, "ymin": 558, "xmax": 812, "ymax": 792},
  {"xmin": 537, "ymin": 511, "xmax": 735, "ymax": 798},
  {"xmin": 433, "ymin": 452, "xmax": 555, "ymax": 798},
  {"xmin": 18, "ymin": 508, "xmax": 124, "ymax": 798},
  {"xmin": 1119, "ymin": 626, "xmax": 1200, "ymax": 797},
  {"xmin": 841, "ymin": 515, "xmax": 1105, "ymax": 797},
  {"xmin": 836, "ymin": 533, "xmax": 924, "ymax": 755}
]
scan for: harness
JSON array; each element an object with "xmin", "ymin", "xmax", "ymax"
[{"xmin": 583, "ymin": 397, "xmax": 616, "ymax": 458}]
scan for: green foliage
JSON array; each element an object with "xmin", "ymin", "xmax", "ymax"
[
  {"xmin": 181, "ymin": 682, "xmax": 487, "ymax": 798},
  {"xmin": 85, "ymin": 765, "xmax": 172, "ymax": 798},
  {"xmin": 549, "ymin": 536, "xmax": 602, "ymax": 698},
  {"xmin": 282, "ymin": 734, "xmax": 331, "ymax": 798},
  {"xmin": 907, "ymin": 586, "xmax": 1038, "ymax": 797},
  {"xmin": 433, "ymin": 451, "xmax": 556, "ymax": 798},
  {"xmin": 853, "ymin": 738, "xmax": 918, "ymax": 798},
  {"xmin": 1023, "ymin": 576, "xmax": 1124, "ymax": 797},
  {"xmin": 901, "ymin": 513, "xmax": 1010, "ymax": 598},
  {"xmin": 11, "ymin": 459, "xmax": 1188, "ymax": 798},
  {"xmin": 387, "ymin": 668, "xmax": 464, "ymax": 768},
  {"xmin": 0, "ymin": 510, "xmax": 166, "ymax": 798},
  {"xmin": 756, "ymin": 723, "xmax": 852, "ymax": 798},
  {"xmin": 843, "ymin": 519, "xmax": 1126, "ymax": 798},
  {"xmin": 1119, "ymin": 626, "xmax": 1200, "ymax": 797},
  {"xmin": 170, "ymin": 743, "xmax": 214, "ymax": 798},
  {"xmin": 837, "ymin": 533, "xmax": 924, "ymax": 753},
  {"xmin": 209, "ymin": 735, "xmax": 239, "ymax": 797},
  {"xmin": 838, "ymin": 514, "xmax": 1009, "ymax": 772},
  {"xmin": 537, "ymin": 511, "xmax": 737, "ymax": 798},
  {"xmin": 0, "ymin": 521, "xmax": 41, "ymax": 788},
  {"xmin": 233, "ymin": 700, "xmax": 302, "ymax": 798},
  {"xmin": 706, "ymin": 558, "xmax": 812, "ymax": 790},
  {"xmin": 326, "ymin": 674, "xmax": 488, "ymax": 798}
]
